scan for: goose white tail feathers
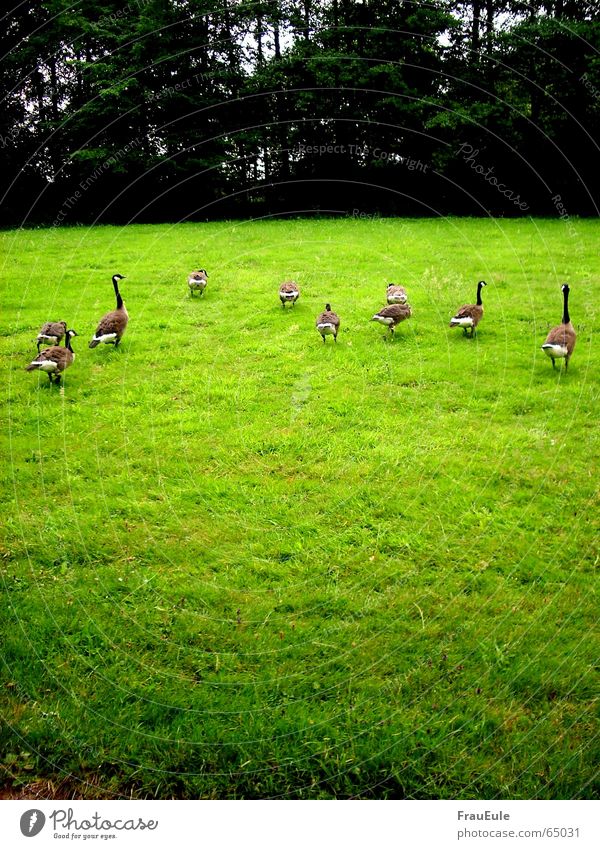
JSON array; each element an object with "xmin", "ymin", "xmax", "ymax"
[
  {"xmin": 541, "ymin": 343, "xmax": 568, "ymax": 357},
  {"xmin": 89, "ymin": 333, "xmax": 117, "ymax": 348},
  {"xmin": 449, "ymin": 316, "xmax": 474, "ymax": 327}
]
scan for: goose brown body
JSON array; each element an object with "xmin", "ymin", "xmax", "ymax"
[
  {"xmin": 279, "ymin": 280, "xmax": 300, "ymax": 307},
  {"xmin": 372, "ymin": 303, "xmax": 412, "ymax": 336},
  {"xmin": 449, "ymin": 281, "xmax": 486, "ymax": 336},
  {"xmin": 36, "ymin": 321, "xmax": 67, "ymax": 352},
  {"xmin": 188, "ymin": 269, "xmax": 208, "ymax": 295},
  {"xmin": 26, "ymin": 330, "xmax": 78, "ymax": 383},
  {"xmin": 89, "ymin": 275, "xmax": 128, "ymax": 348},
  {"xmin": 542, "ymin": 284, "xmax": 576, "ymax": 370},
  {"xmin": 386, "ymin": 285, "xmax": 408, "ymax": 305},
  {"xmin": 316, "ymin": 304, "xmax": 340, "ymax": 342}
]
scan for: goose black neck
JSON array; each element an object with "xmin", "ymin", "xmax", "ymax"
[
  {"xmin": 562, "ymin": 288, "xmax": 570, "ymax": 324},
  {"xmin": 476, "ymin": 282, "xmax": 484, "ymax": 306},
  {"xmin": 113, "ymin": 279, "xmax": 123, "ymax": 309},
  {"xmin": 65, "ymin": 334, "xmax": 74, "ymax": 353}
]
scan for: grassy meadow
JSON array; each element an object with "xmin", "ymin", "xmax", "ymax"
[{"xmin": 0, "ymin": 218, "xmax": 598, "ymax": 799}]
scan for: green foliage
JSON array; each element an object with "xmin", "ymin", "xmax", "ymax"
[
  {"xmin": 2, "ymin": 2, "xmax": 599, "ymax": 224},
  {"xmin": 0, "ymin": 218, "xmax": 598, "ymax": 798}
]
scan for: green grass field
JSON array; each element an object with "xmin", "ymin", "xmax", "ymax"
[{"xmin": 1, "ymin": 218, "xmax": 598, "ymax": 799}]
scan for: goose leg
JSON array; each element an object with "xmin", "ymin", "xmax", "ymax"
[
  {"xmin": 565, "ymin": 356, "xmax": 569, "ymax": 372},
  {"xmin": 551, "ymin": 358, "xmax": 556, "ymax": 369}
]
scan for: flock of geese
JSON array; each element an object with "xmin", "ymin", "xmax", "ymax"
[
  {"xmin": 25, "ymin": 273, "xmax": 129, "ymax": 384},
  {"xmin": 24, "ymin": 271, "xmax": 577, "ymax": 384}
]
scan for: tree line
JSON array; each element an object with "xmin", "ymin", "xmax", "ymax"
[{"xmin": 1, "ymin": 0, "xmax": 598, "ymax": 226}]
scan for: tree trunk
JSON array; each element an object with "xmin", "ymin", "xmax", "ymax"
[
  {"xmin": 256, "ymin": 14, "xmax": 263, "ymax": 66},
  {"xmin": 332, "ymin": 0, "xmax": 339, "ymax": 49},
  {"xmin": 471, "ymin": 0, "xmax": 482, "ymax": 57},
  {"xmin": 237, "ymin": 141, "xmax": 247, "ymax": 187},
  {"xmin": 485, "ymin": 0, "xmax": 494, "ymax": 55},
  {"xmin": 48, "ymin": 56, "xmax": 59, "ymax": 122},
  {"xmin": 222, "ymin": 0, "xmax": 237, "ymax": 71},
  {"xmin": 32, "ymin": 67, "xmax": 44, "ymax": 121}
]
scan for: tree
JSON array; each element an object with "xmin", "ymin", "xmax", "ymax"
[{"xmin": 0, "ymin": 0, "xmax": 598, "ymax": 224}]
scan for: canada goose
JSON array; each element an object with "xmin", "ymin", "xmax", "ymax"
[
  {"xmin": 89, "ymin": 274, "xmax": 128, "ymax": 348},
  {"xmin": 36, "ymin": 320, "xmax": 67, "ymax": 352},
  {"xmin": 279, "ymin": 280, "xmax": 300, "ymax": 307},
  {"xmin": 386, "ymin": 284, "xmax": 408, "ymax": 305},
  {"xmin": 542, "ymin": 284, "xmax": 576, "ymax": 371},
  {"xmin": 188, "ymin": 269, "xmax": 208, "ymax": 296},
  {"xmin": 316, "ymin": 304, "xmax": 340, "ymax": 343},
  {"xmin": 449, "ymin": 280, "xmax": 486, "ymax": 336},
  {"xmin": 25, "ymin": 329, "xmax": 78, "ymax": 384},
  {"xmin": 372, "ymin": 303, "xmax": 412, "ymax": 338}
]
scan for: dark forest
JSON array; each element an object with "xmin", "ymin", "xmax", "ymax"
[{"xmin": 1, "ymin": 1, "xmax": 599, "ymax": 225}]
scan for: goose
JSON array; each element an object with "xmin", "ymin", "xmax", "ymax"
[
  {"xmin": 316, "ymin": 304, "xmax": 340, "ymax": 343},
  {"xmin": 541, "ymin": 284, "xmax": 576, "ymax": 371},
  {"xmin": 279, "ymin": 280, "xmax": 300, "ymax": 307},
  {"xmin": 449, "ymin": 280, "xmax": 486, "ymax": 336},
  {"xmin": 386, "ymin": 284, "xmax": 408, "ymax": 305},
  {"xmin": 89, "ymin": 274, "xmax": 128, "ymax": 348},
  {"xmin": 25, "ymin": 330, "xmax": 78, "ymax": 384},
  {"xmin": 36, "ymin": 320, "xmax": 67, "ymax": 352},
  {"xmin": 188, "ymin": 269, "xmax": 208, "ymax": 296},
  {"xmin": 372, "ymin": 303, "xmax": 412, "ymax": 338}
]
